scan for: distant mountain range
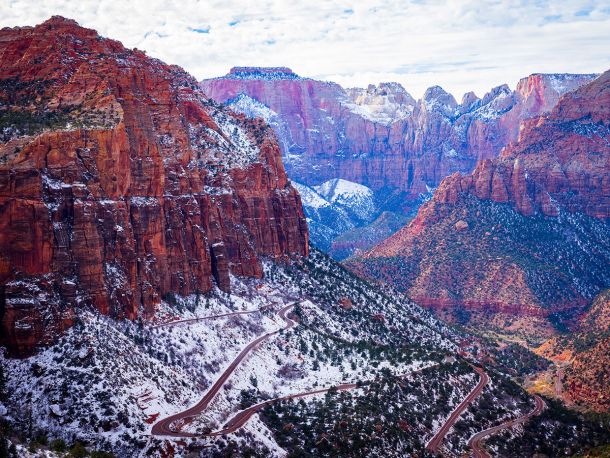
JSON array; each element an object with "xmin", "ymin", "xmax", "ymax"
[
  {"xmin": 202, "ymin": 67, "xmax": 596, "ymax": 257},
  {"xmin": 349, "ymin": 69, "xmax": 610, "ymax": 341}
]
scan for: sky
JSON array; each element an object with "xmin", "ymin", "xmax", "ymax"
[{"xmin": 1, "ymin": 0, "xmax": 609, "ymax": 99}]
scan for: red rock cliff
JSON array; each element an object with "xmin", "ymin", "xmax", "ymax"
[
  {"xmin": 0, "ymin": 17, "xmax": 308, "ymax": 356},
  {"xmin": 201, "ymin": 69, "xmax": 595, "ymax": 199},
  {"xmin": 435, "ymin": 70, "xmax": 610, "ymax": 219},
  {"xmin": 349, "ymin": 71, "xmax": 610, "ymax": 334}
]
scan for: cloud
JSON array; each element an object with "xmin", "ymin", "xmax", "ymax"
[{"xmin": 1, "ymin": 0, "xmax": 609, "ymax": 98}]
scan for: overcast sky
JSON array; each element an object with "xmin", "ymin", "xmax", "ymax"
[{"xmin": 1, "ymin": 0, "xmax": 609, "ymax": 99}]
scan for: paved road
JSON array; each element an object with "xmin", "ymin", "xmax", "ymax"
[
  {"xmin": 211, "ymin": 364, "xmax": 436, "ymax": 436},
  {"xmin": 210, "ymin": 382, "xmax": 359, "ymax": 436},
  {"xmin": 151, "ymin": 303, "xmax": 297, "ymax": 437},
  {"xmin": 555, "ymin": 367, "xmax": 564, "ymax": 397},
  {"xmin": 426, "ymin": 366, "xmax": 489, "ymax": 453},
  {"xmin": 468, "ymin": 395, "xmax": 545, "ymax": 458},
  {"xmin": 151, "ymin": 305, "xmax": 271, "ymax": 329}
]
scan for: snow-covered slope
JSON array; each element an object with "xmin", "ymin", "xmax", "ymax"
[
  {"xmin": 3, "ymin": 249, "xmax": 596, "ymax": 457},
  {"xmin": 292, "ymin": 179, "xmax": 382, "ymax": 255},
  {"xmin": 314, "ymin": 178, "xmax": 376, "ymax": 223},
  {"xmin": 343, "ymin": 82, "xmax": 416, "ymax": 125},
  {"xmin": 291, "ymin": 181, "xmax": 330, "ymax": 210},
  {"xmin": 293, "ymin": 178, "xmax": 419, "ymax": 259},
  {"xmin": 225, "ymin": 93, "xmax": 295, "ymax": 154},
  {"xmin": 2, "ymin": 249, "xmax": 462, "ymax": 456}
]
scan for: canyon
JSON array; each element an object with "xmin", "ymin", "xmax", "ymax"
[
  {"xmin": 0, "ymin": 14, "xmax": 608, "ymax": 458},
  {"xmin": 350, "ymin": 70, "xmax": 610, "ymax": 340},
  {"xmin": 202, "ymin": 67, "xmax": 596, "ymax": 257}
]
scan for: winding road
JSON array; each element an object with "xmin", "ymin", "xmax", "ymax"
[
  {"xmin": 468, "ymin": 394, "xmax": 545, "ymax": 458},
  {"xmin": 555, "ymin": 367, "xmax": 565, "ymax": 397},
  {"xmin": 151, "ymin": 300, "xmax": 437, "ymax": 439},
  {"xmin": 151, "ymin": 305, "xmax": 272, "ymax": 329},
  {"xmin": 209, "ymin": 382, "xmax": 360, "ymax": 436},
  {"xmin": 151, "ymin": 302, "xmax": 505, "ymax": 446},
  {"xmin": 151, "ymin": 303, "xmax": 297, "ymax": 437},
  {"xmin": 426, "ymin": 366, "xmax": 489, "ymax": 453}
]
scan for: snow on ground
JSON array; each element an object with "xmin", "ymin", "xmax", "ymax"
[
  {"xmin": 187, "ymin": 102, "xmax": 262, "ymax": 171},
  {"xmin": 3, "ymin": 251, "xmax": 462, "ymax": 456},
  {"xmin": 239, "ymin": 415, "xmax": 288, "ymax": 457},
  {"xmin": 13, "ymin": 444, "xmax": 62, "ymax": 458},
  {"xmin": 545, "ymin": 73, "xmax": 597, "ymax": 95},
  {"xmin": 291, "ymin": 181, "xmax": 330, "ymax": 209},
  {"xmin": 343, "ymin": 83, "xmax": 416, "ymax": 125},
  {"xmin": 313, "ymin": 178, "xmax": 376, "ymax": 222},
  {"xmin": 226, "ymin": 93, "xmax": 277, "ymax": 123},
  {"xmin": 185, "ymin": 317, "xmax": 437, "ymax": 433},
  {"xmin": 225, "ymin": 93, "xmax": 295, "ymax": 155},
  {"xmin": 314, "ymin": 178, "xmax": 373, "ymax": 206}
]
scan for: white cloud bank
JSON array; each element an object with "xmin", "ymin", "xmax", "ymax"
[{"xmin": 1, "ymin": 0, "xmax": 609, "ymax": 99}]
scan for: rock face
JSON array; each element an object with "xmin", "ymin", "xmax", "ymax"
[
  {"xmin": 536, "ymin": 289, "xmax": 610, "ymax": 412},
  {"xmin": 348, "ymin": 71, "xmax": 610, "ymax": 335},
  {"xmin": 291, "ymin": 178, "xmax": 411, "ymax": 259},
  {"xmin": 0, "ymin": 17, "xmax": 308, "ymax": 356},
  {"xmin": 435, "ymin": 71, "xmax": 610, "ymax": 219},
  {"xmin": 202, "ymin": 68, "xmax": 595, "ymax": 258},
  {"xmin": 201, "ymin": 68, "xmax": 596, "ymax": 198}
]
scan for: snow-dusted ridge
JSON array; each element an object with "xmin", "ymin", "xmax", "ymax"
[{"xmin": 2, "ymin": 248, "xmax": 463, "ymax": 456}]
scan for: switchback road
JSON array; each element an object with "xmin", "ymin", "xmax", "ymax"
[
  {"xmin": 468, "ymin": 394, "xmax": 545, "ymax": 458},
  {"xmin": 426, "ymin": 366, "xmax": 489, "ymax": 453},
  {"xmin": 211, "ymin": 363, "xmax": 438, "ymax": 436},
  {"xmin": 151, "ymin": 305, "xmax": 272, "ymax": 329},
  {"xmin": 151, "ymin": 303, "xmax": 297, "ymax": 437}
]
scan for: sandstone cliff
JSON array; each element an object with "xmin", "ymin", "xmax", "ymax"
[
  {"xmin": 349, "ymin": 71, "xmax": 610, "ymax": 335},
  {"xmin": 0, "ymin": 18, "xmax": 308, "ymax": 356},
  {"xmin": 434, "ymin": 70, "xmax": 610, "ymax": 219},
  {"xmin": 201, "ymin": 68, "xmax": 596, "ymax": 198}
]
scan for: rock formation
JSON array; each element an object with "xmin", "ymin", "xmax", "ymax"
[
  {"xmin": 201, "ymin": 68, "xmax": 596, "ymax": 198},
  {"xmin": 0, "ymin": 17, "xmax": 308, "ymax": 356},
  {"xmin": 202, "ymin": 68, "xmax": 595, "ymax": 258},
  {"xmin": 348, "ymin": 71, "xmax": 610, "ymax": 336}
]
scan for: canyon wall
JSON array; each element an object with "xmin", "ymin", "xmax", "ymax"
[
  {"xmin": 202, "ymin": 67, "xmax": 596, "ymax": 198},
  {"xmin": 349, "ymin": 71, "xmax": 610, "ymax": 334},
  {"xmin": 0, "ymin": 17, "xmax": 308, "ymax": 356}
]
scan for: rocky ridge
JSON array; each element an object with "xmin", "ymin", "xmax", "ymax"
[
  {"xmin": 202, "ymin": 67, "xmax": 596, "ymax": 198},
  {"xmin": 349, "ymin": 70, "xmax": 610, "ymax": 335},
  {"xmin": 0, "ymin": 17, "xmax": 308, "ymax": 356},
  {"xmin": 202, "ymin": 67, "xmax": 595, "ymax": 258}
]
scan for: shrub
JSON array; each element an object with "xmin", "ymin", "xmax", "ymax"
[
  {"xmin": 50, "ymin": 438, "xmax": 67, "ymax": 453},
  {"xmin": 91, "ymin": 451, "xmax": 116, "ymax": 458},
  {"xmin": 69, "ymin": 442, "xmax": 88, "ymax": 457}
]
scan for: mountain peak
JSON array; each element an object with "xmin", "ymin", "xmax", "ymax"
[
  {"xmin": 422, "ymin": 85, "xmax": 458, "ymax": 114},
  {"xmin": 227, "ymin": 66, "xmax": 301, "ymax": 80},
  {"xmin": 42, "ymin": 15, "xmax": 81, "ymax": 27}
]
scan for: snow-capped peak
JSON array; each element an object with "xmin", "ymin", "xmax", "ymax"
[
  {"xmin": 314, "ymin": 178, "xmax": 373, "ymax": 203},
  {"xmin": 291, "ymin": 181, "xmax": 330, "ymax": 209},
  {"xmin": 226, "ymin": 67, "xmax": 302, "ymax": 80},
  {"xmin": 343, "ymin": 83, "xmax": 416, "ymax": 125},
  {"xmin": 313, "ymin": 178, "xmax": 376, "ymax": 222},
  {"xmin": 226, "ymin": 93, "xmax": 278, "ymax": 123}
]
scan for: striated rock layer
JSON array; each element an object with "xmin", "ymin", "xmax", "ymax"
[
  {"xmin": 0, "ymin": 17, "xmax": 308, "ymax": 356},
  {"xmin": 536, "ymin": 289, "xmax": 610, "ymax": 412},
  {"xmin": 349, "ymin": 71, "xmax": 610, "ymax": 333},
  {"xmin": 201, "ymin": 68, "xmax": 596, "ymax": 198}
]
